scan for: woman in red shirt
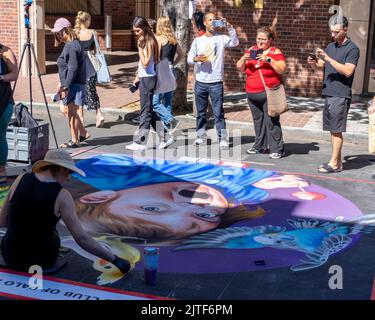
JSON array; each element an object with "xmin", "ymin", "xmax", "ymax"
[{"xmin": 237, "ymin": 27, "xmax": 287, "ymax": 159}]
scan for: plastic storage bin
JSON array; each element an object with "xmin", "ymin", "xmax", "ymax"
[{"xmin": 6, "ymin": 123, "xmax": 49, "ymax": 164}]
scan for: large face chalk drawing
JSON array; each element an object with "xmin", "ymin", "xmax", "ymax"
[
  {"xmin": 60, "ymin": 154, "xmax": 374, "ymax": 284},
  {"xmin": 1, "ymin": 155, "xmax": 373, "ymax": 286}
]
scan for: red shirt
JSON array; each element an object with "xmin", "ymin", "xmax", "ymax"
[
  {"xmin": 245, "ymin": 47, "xmax": 286, "ymax": 93},
  {"xmin": 197, "ymin": 30, "xmax": 206, "ymax": 37}
]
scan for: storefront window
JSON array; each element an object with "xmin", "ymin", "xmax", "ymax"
[
  {"xmin": 46, "ymin": 0, "xmax": 103, "ymax": 15},
  {"xmin": 135, "ymin": 0, "xmax": 157, "ymax": 19}
]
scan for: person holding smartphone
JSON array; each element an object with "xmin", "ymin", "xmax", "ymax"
[
  {"xmin": 126, "ymin": 16, "xmax": 174, "ymax": 151},
  {"xmin": 236, "ymin": 26, "xmax": 287, "ymax": 159},
  {"xmin": 307, "ymin": 15, "xmax": 359, "ymax": 173},
  {"xmin": 187, "ymin": 13, "xmax": 239, "ymax": 149}
]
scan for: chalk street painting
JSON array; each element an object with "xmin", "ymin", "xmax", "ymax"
[{"xmin": 1, "ymin": 154, "xmax": 374, "ymax": 285}]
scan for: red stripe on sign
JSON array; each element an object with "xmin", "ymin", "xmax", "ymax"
[
  {"xmin": 0, "ymin": 291, "xmax": 37, "ymax": 300},
  {"xmin": 0, "ymin": 268, "xmax": 171, "ymax": 300}
]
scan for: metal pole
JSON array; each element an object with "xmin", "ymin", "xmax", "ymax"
[
  {"xmin": 105, "ymin": 15, "xmax": 112, "ymax": 51},
  {"xmin": 26, "ymin": 25, "xmax": 33, "ymax": 115}
]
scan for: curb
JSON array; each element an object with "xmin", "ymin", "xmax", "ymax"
[{"xmin": 23, "ymin": 101, "xmax": 369, "ymax": 147}]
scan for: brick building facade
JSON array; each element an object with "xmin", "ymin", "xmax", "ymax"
[
  {"xmin": 0, "ymin": 0, "xmax": 373, "ymax": 97},
  {"xmin": 195, "ymin": 0, "xmax": 335, "ymax": 96},
  {"xmin": 0, "ymin": 1, "xmax": 19, "ymax": 59}
]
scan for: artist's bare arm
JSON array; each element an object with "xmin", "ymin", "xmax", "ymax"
[{"xmin": 56, "ymin": 189, "xmax": 116, "ymax": 263}]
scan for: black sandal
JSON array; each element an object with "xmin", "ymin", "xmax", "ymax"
[
  {"xmin": 318, "ymin": 163, "xmax": 343, "ymax": 174},
  {"xmin": 79, "ymin": 133, "xmax": 91, "ymax": 143},
  {"xmin": 59, "ymin": 140, "xmax": 80, "ymax": 148}
]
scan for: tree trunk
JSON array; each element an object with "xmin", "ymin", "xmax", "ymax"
[{"xmin": 161, "ymin": 0, "xmax": 191, "ymax": 112}]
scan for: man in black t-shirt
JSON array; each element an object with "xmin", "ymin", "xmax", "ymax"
[{"xmin": 308, "ymin": 15, "xmax": 360, "ymax": 174}]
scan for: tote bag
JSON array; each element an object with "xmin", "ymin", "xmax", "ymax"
[
  {"xmin": 154, "ymin": 58, "xmax": 177, "ymax": 95},
  {"xmin": 93, "ymin": 32, "xmax": 111, "ymax": 84},
  {"xmin": 258, "ymin": 68, "xmax": 288, "ymax": 117},
  {"xmin": 87, "ymin": 50, "xmax": 101, "ymax": 72}
]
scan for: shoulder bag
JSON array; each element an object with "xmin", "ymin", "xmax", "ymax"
[
  {"xmin": 154, "ymin": 58, "xmax": 177, "ymax": 95},
  {"xmin": 93, "ymin": 32, "xmax": 111, "ymax": 84},
  {"xmin": 258, "ymin": 49, "xmax": 288, "ymax": 117}
]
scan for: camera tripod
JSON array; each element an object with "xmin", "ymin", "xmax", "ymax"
[{"xmin": 12, "ymin": 0, "xmax": 58, "ymax": 148}]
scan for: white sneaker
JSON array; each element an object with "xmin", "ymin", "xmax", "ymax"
[
  {"xmin": 193, "ymin": 138, "xmax": 205, "ymax": 146},
  {"xmin": 158, "ymin": 137, "xmax": 175, "ymax": 149},
  {"xmin": 219, "ymin": 140, "xmax": 229, "ymax": 150},
  {"xmin": 126, "ymin": 142, "xmax": 146, "ymax": 151}
]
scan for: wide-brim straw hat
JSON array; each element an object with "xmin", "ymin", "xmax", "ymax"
[{"xmin": 32, "ymin": 149, "xmax": 86, "ymax": 177}]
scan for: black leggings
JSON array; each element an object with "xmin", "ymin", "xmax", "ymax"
[{"xmin": 247, "ymin": 91, "xmax": 284, "ymax": 153}]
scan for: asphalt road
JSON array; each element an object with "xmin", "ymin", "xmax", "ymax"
[{"xmin": 3, "ymin": 106, "xmax": 375, "ymax": 300}]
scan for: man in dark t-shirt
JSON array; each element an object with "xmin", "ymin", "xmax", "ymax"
[{"xmin": 308, "ymin": 15, "xmax": 360, "ymax": 174}]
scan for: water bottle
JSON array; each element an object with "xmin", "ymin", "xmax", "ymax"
[{"xmin": 143, "ymin": 247, "xmax": 159, "ymax": 285}]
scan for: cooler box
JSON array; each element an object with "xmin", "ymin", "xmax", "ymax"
[{"xmin": 6, "ymin": 122, "xmax": 49, "ymax": 164}]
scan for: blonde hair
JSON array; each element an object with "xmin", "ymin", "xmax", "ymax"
[
  {"xmin": 156, "ymin": 16, "xmax": 177, "ymax": 45},
  {"xmin": 74, "ymin": 11, "xmax": 91, "ymax": 35},
  {"xmin": 54, "ymin": 27, "xmax": 77, "ymax": 47},
  {"xmin": 74, "ymin": 197, "xmax": 265, "ymax": 242}
]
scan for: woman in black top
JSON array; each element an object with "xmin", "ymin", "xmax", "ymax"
[
  {"xmin": 52, "ymin": 18, "xmax": 90, "ymax": 148},
  {"xmin": 0, "ymin": 44, "xmax": 17, "ymax": 184},
  {"xmin": 75, "ymin": 11, "xmax": 105, "ymax": 128},
  {"xmin": 0, "ymin": 149, "xmax": 131, "ymax": 274},
  {"xmin": 153, "ymin": 16, "xmax": 184, "ymax": 146}
]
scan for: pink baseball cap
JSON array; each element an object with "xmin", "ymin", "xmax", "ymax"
[{"xmin": 51, "ymin": 18, "xmax": 71, "ymax": 33}]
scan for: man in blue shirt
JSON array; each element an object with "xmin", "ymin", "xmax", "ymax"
[{"xmin": 308, "ymin": 15, "xmax": 360, "ymax": 173}]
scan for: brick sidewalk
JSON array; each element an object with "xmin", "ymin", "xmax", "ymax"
[
  {"xmin": 13, "ymin": 50, "xmax": 369, "ymax": 138},
  {"xmin": 13, "ymin": 51, "xmax": 140, "ymax": 110}
]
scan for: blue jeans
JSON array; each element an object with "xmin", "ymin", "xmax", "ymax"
[
  {"xmin": 0, "ymin": 103, "xmax": 13, "ymax": 166},
  {"xmin": 195, "ymin": 81, "xmax": 227, "ymax": 139},
  {"xmin": 152, "ymin": 91, "xmax": 174, "ymax": 126}
]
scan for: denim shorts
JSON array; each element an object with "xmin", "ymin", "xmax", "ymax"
[{"xmin": 63, "ymin": 83, "xmax": 86, "ymax": 106}]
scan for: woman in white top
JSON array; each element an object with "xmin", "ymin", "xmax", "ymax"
[{"xmin": 126, "ymin": 16, "xmax": 167, "ymax": 151}]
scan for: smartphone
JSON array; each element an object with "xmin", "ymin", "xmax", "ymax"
[
  {"xmin": 129, "ymin": 82, "xmax": 139, "ymax": 93},
  {"xmin": 309, "ymin": 53, "xmax": 318, "ymax": 61},
  {"xmin": 212, "ymin": 20, "xmax": 225, "ymax": 28},
  {"xmin": 250, "ymin": 49, "xmax": 263, "ymax": 60}
]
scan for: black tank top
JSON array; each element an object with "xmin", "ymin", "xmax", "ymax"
[
  {"xmin": 160, "ymin": 43, "xmax": 177, "ymax": 64},
  {"xmin": 80, "ymin": 34, "xmax": 95, "ymax": 51},
  {"xmin": 1, "ymin": 173, "xmax": 63, "ymax": 270},
  {"xmin": 79, "ymin": 34, "xmax": 96, "ymax": 79},
  {"xmin": 0, "ymin": 44, "xmax": 14, "ymax": 117}
]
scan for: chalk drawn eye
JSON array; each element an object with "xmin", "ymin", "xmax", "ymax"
[
  {"xmin": 141, "ymin": 206, "xmax": 161, "ymax": 213},
  {"xmin": 194, "ymin": 211, "xmax": 220, "ymax": 222}
]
